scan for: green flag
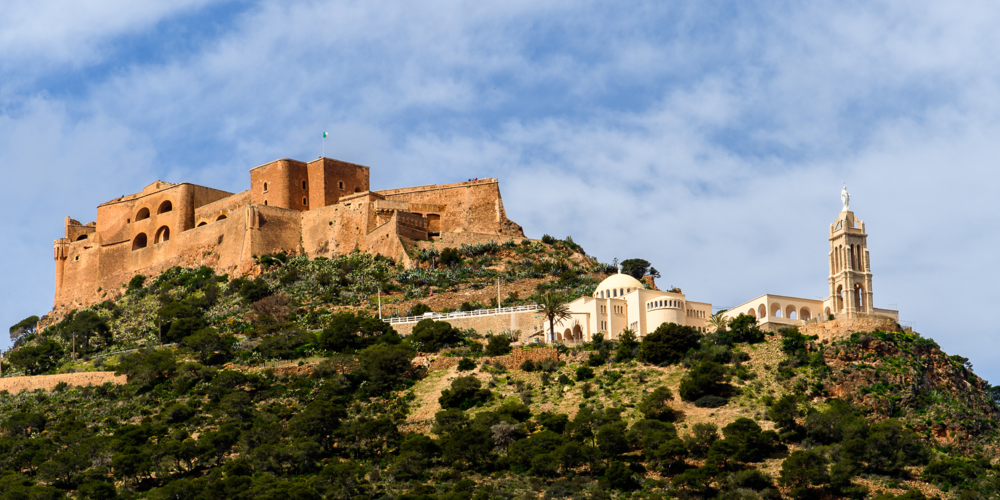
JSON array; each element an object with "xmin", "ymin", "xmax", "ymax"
[{"xmin": 323, "ymin": 132, "xmax": 328, "ymax": 138}]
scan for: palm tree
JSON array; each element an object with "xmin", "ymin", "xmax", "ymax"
[
  {"xmin": 709, "ymin": 310, "xmax": 729, "ymax": 333},
  {"xmin": 539, "ymin": 293, "xmax": 572, "ymax": 342}
]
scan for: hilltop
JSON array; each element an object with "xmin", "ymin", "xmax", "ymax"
[{"xmin": 2, "ymin": 238, "xmax": 999, "ymax": 499}]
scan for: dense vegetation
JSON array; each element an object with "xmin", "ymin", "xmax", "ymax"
[{"xmin": 3, "ymin": 245, "xmax": 1000, "ymax": 499}]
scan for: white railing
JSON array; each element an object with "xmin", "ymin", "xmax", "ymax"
[{"xmin": 384, "ymin": 304, "xmax": 542, "ymax": 324}]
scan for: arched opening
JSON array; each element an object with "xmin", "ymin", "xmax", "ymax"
[
  {"xmin": 824, "ymin": 307, "xmax": 832, "ymax": 318},
  {"xmin": 613, "ymin": 289, "xmax": 617, "ymax": 297},
  {"xmin": 216, "ymin": 214, "xmax": 227, "ymax": 221},
  {"xmin": 154, "ymin": 226, "xmax": 170, "ymax": 244},
  {"xmin": 132, "ymin": 233, "xmax": 148, "ymax": 251},
  {"xmin": 302, "ymin": 180, "xmax": 307, "ymax": 190},
  {"xmin": 263, "ymin": 182, "xmax": 268, "ymax": 193},
  {"xmin": 563, "ymin": 328, "xmax": 571, "ymax": 341},
  {"xmin": 836, "ymin": 285, "xmax": 844, "ymax": 311},
  {"xmin": 854, "ymin": 283, "xmax": 864, "ymax": 310},
  {"xmin": 157, "ymin": 200, "xmax": 173, "ymax": 214},
  {"xmin": 355, "ymin": 187, "xmax": 362, "ymax": 193},
  {"xmin": 76, "ymin": 235, "xmax": 88, "ymax": 241},
  {"xmin": 786, "ymin": 305, "xmax": 797, "ymax": 319},
  {"xmin": 573, "ymin": 324, "xmax": 583, "ymax": 340},
  {"xmin": 747, "ymin": 308, "xmax": 756, "ymax": 317},
  {"xmin": 758, "ymin": 304, "xmax": 767, "ymax": 318},
  {"xmin": 135, "ymin": 207, "xmax": 150, "ymax": 221},
  {"xmin": 303, "ymin": 197, "xmax": 308, "ymax": 206},
  {"xmin": 197, "ymin": 222, "xmax": 207, "ymax": 227},
  {"xmin": 264, "ymin": 200, "xmax": 268, "ymax": 206},
  {"xmin": 771, "ymin": 303, "xmax": 782, "ymax": 318},
  {"xmin": 800, "ymin": 307, "xmax": 812, "ymax": 321}
]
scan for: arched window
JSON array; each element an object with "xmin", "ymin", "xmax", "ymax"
[
  {"xmin": 302, "ymin": 180, "xmax": 307, "ymax": 189},
  {"xmin": 758, "ymin": 304, "xmax": 767, "ymax": 318},
  {"xmin": 135, "ymin": 207, "xmax": 150, "ymax": 221},
  {"xmin": 76, "ymin": 235, "xmax": 88, "ymax": 241},
  {"xmin": 197, "ymin": 222, "xmax": 207, "ymax": 227},
  {"xmin": 263, "ymin": 182, "xmax": 269, "ymax": 193},
  {"xmin": 747, "ymin": 308, "xmax": 756, "ymax": 317},
  {"xmin": 264, "ymin": 200, "xmax": 268, "ymax": 206},
  {"xmin": 613, "ymin": 289, "xmax": 617, "ymax": 297},
  {"xmin": 154, "ymin": 226, "xmax": 170, "ymax": 244},
  {"xmin": 157, "ymin": 200, "xmax": 173, "ymax": 214},
  {"xmin": 338, "ymin": 181, "xmax": 344, "ymax": 190},
  {"xmin": 132, "ymin": 233, "xmax": 148, "ymax": 251},
  {"xmin": 772, "ymin": 303, "xmax": 782, "ymax": 317},
  {"xmin": 303, "ymin": 197, "xmax": 308, "ymax": 206},
  {"xmin": 217, "ymin": 214, "xmax": 227, "ymax": 221}
]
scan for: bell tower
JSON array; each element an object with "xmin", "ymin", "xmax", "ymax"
[{"xmin": 828, "ymin": 187, "xmax": 874, "ymax": 318}]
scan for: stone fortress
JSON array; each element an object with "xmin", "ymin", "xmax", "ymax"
[
  {"xmin": 54, "ymin": 157, "xmax": 524, "ymax": 311},
  {"xmin": 547, "ymin": 186, "xmax": 899, "ymax": 343}
]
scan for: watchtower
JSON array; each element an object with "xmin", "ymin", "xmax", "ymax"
[{"xmin": 828, "ymin": 187, "xmax": 874, "ymax": 317}]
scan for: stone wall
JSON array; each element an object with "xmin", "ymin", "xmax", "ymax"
[
  {"xmin": 390, "ymin": 309, "xmax": 545, "ymax": 338},
  {"xmin": 0, "ymin": 372, "xmax": 125, "ymax": 394},
  {"xmin": 800, "ymin": 317, "xmax": 902, "ymax": 342},
  {"xmin": 489, "ymin": 347, "xmax": 560, "ymax": 370}
]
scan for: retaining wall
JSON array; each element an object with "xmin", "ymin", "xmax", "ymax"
[
  {"xmin": 391, "ymin": 310, "xmax": 546, "ymax": 338},
  {"xmin": 0, "ymin": 372, "xmax": 125, "ymax": 394}
]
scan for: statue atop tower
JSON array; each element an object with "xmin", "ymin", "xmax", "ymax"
[
  {"xmin": 827, "ymin": 188, "xmax": 873, "ymax": 319},
  {"xmin": 841, "ymin": 185, "xmax": 851, "ymax": 212}
]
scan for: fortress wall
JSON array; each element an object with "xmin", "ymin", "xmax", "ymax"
[
  {"xmin": 249, "ymin": 205, "xmax": 304, "ymax": 258},
  {"xmin": 191, "ymin": 185, "xmax": 235, "ymax": 211},
  {"xmin": 390, "ymin": 310, "xmax": 545, "ymax": 337},
  {"xmin": 378, "ymin": 180, "xmax": 518, "ymax": 236},
  {"xmin": 364, "ymin": 214, "xmax": 410, "ymax": 264},
  {"xmin": 0, "ymin": 372, "xmax": 126, "ymax": 394},
  {"xmin": 301, "ymin": 203, "xmax": 369, "ymax": 258},
  {"xmin": 308, "ymin": 158, "xmax": 370, "ymax": 206},
  {"xmin": 56, "ymin": 239, "xmax": 102, "ymax": 308},
  {"xmin": 800, "ymin": 317, "xmax": 902, "ymax": 342},
  {"xmin": 195, "ymin": 190, "xmax": 250, "ymax": 224}
]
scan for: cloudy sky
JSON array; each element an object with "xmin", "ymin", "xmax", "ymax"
[{"xmin": 2, "ymin": 1, "xmax": 999, "ymax": 380}]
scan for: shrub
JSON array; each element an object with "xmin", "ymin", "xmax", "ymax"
[
  {"xmin": 457, "ymin": 358, "xmax": 477, "ymax": 371},
  {"xmin": 440, "ymin": 247, "xmax": 462, "ymax": 267},
  {"xmin": 238, "ymin": 277, "xmax": 273, "ymax": 303},
  {"xmin": 605, "ymin": 460, "xmax": 640, "ymax": 491},
  {"xmin": 127, "ymin": 274, "xmax": 147, "ymax": 291},
  {"xmin": 541, "ymin": 234, "xmax": 556, "ymax": 244},
  {"xmin": 721, "ymin": 313, "xmax": 766, "ymax": 344},
  {"xmin": 319, "ymin": 312, "xmax": 398, "ymax": 352},
  {"xmin": 679, "ymin": 359, "xmax": 732, "ymax": 401},
  {"xmin": 8, "ymin": 340, "xmax": 64, "ymax": 375},
  {"xmin": 182, "ymin": 328, "xmax": 236, "ymax": 365},
  {"xmin": 409, "ymin": 303, "xmax": 432, "ymax": 317},
  {"xmin": 587, "ymin": 352, "xmax": 604, "ymax": 367},
  {"xmin": 575, "ymin": 366, "xmax": 595, "ymax": 381},
  {"xmin": 357, "ymin": 343, "xmax": 416, "ymax": 395},
  {"xmin": 439, "ymin": 376, "xmax": 492, "ymax": 410},
  {"xmin": 780, "ymin": 450, "xmax": 830, "ymax": 499},
  {"xmin": 485, "ymin": 335, "xmax": 512, "ymax": 356},
  {"xmin": 409, "ymin": 319, "xmax": 463, "ymax": 352},
  {"xmin": 116, "ymin": 348, "xmax": 178, "ymax": 384},
  {"xmin": 639, "ymin": 322, "xmax": 702, "ymax": 365},
  {"xmin": 637, "ymin": 386, "xmax": 676, "ymax": 421},
  {"xmin": 520, "ymin": 359, "xmax": 536, "ymax": 372}
]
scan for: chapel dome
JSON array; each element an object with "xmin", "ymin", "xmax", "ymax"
[{"xmin": 593, "ymin": 272, "xmax": 645, "ymax": 298}]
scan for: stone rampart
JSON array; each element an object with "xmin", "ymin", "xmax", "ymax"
[
  {"xmin": 800, "ymin": 317, "xmax": 902, "ymax": 342},
  {"xmin": 390, "ymin": 309, "xmax": 545, "ymax": 338},
  {"xmin": 0, "ymin": 372, "xmax": 125, "ymax": 394}
]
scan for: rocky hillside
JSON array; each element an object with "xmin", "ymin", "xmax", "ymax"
[{"xmin": 1, "ymin": 240, "xmax": 998, "ymax": 499}]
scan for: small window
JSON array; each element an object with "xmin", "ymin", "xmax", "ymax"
[
  {"xmin": 76, "ymin": 235, "xmax": 88, "ymax": 241},
  {"xmin": 264, "ymin": 200, "xmax": 268, "ymax": 206},
  {"xmin": 302, "ymin": 180, "xmax": 307, "ymax": 189},
  {"xmin": 264, "ymin": 182, "xmax": 269, "ymax": 193},
  {"xmin": 74, "ymin": 256, "xmax": 79, "ymax": 261},
  {"xmin": 339, "ymin": 181, "xmax": 344, "ymax": 190},
  {"xmin": 303, "ymin": 197, "xmax": 308, "ymax": 206}
]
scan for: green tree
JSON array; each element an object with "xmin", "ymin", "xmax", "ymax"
[
  {"xmin": 637, "ymin": 386, "xmax": 676, "ymax": 422},
  {"xmin": 61, "ymin": 310, "xmax": 112, "ymax": 355},
  {"xmin": 115, "ymin": 348, "xmax": 177, "ymax": 384},
  {"xmin": 780, "ymin": 450, "xmax": 830, "ymax": 499},
  {"xmin": 409, "ymin": 319, "xmax": 463, "ymax": 352},
  {"xmin": 679, "ymin": 359, "xmax": 731, "ymax": 401},
  {"xmin": 182, "ymin": 328, "xmax": 235, "ymax": 365},
  {"xmin": 439, "ymin": 376, "xmax": 492, "ymax": 410},
  {"xmin": 319, "ymin": 312, "xmax": 397, "ymax": 352},
  {"xmin": 639, "ymin": 322, "xmax": 702, "ymax": 365},
  {"xmin": 9, "ymin": 315, "xmax": 39, "ymax": 347},
  {"xmin": 357, "ymin": 343, "xmax": 415, "ymax": 394},
  {"xmin": 485, "ymin": 335, "xmax": 512, "ymax": 356},
  {"xmin": 158, "ymin": 300, "xmax": 207, "ymax": 343},
  {"xmin": 538, "ymin": 293, "xmax": 572, "ymax": 342},
  {"xmin": 8, "ymin": 340, "xmax": 64, "ymax": 375},
  {"xmin": 615, "ymin": 329, "xmax": 639, "ymax": 361},
  {"xmin": 722, "ymin": 313, "xmax": 765, "ymax": 344},
  {"xmin": 619, "ymin": 258, "xmax": 652, "ymax": 280}
]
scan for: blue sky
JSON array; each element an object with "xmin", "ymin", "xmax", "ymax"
[{"xmin": 3, "ymin": 1, "xmax": 1000, "ymax": 380}]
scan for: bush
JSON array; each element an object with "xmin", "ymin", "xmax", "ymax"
[
  {"xmin": 520, "ymin": 359, "xmax": 536, "ymax": 371},
  {"xmin": 575, "ymin": 366, "xmax": 595, "ymax": 381},
  {"xmin": 182, "ymin": 328, "xmax": 235, "ymax": 365},
  {"xmin": 485, "ymin": 335, "xmax": 512, "ymax": 356},
  {"xmin": 357, "ymin": 343, "xmax": 416, "ymax": 394},
  {"xmin": 409, "ymin": 303, "xmax": 432, "ymax": 317},
  {"xmin": 440, "ymin": 247, "xmax": 462, "ymax": 267},
  {"xmin": 605, "ymin": 461, "xmax": 640, "ymax": 491},
  {"xmin": 679, "ymin": 359, "xmax": 731, "ymax": 401},
  {"xmin": 457, "ymin": 358, "xmax": 477, "ymax": 371},
  {"xmin": 721, "ymin": 313, "xmax": 766, "ymax": 344},
  {"xmin": 409, "ymin": 319, "xmax": 463, "ymax": 352},
  {"xmin": 116, "ymin": 348, "xmax": 178, "ymax": 384},
  {"xmin": 238, "ymin": 278, "xmax": 273, "ymax": 303},
  {"xmin": 439, "ymin": 376, "xmax": 492, "ymax": 410},
  {"xmin": 637, "ymin": 386, "xmax": 676, "ymax": 421},
  {"xmin": 319, "ymin": 312, "xmax": 398, "ymax": 352},
  {"xmin": 779, "ymin": 450, "xmax": 829, "ymax": 497},
  {"xmin": 255, "ymin": 331, "xmax": 317, "ymax": 360},
  {"xmin": 639, "ymin": 322, "xmax": 702, "ymax": 365},
  {"xmin": 8, "ymin": 339, "xmax": 64, "ymax": 375},
  {"xmin": 693, "ymin": 395, "xmax": 728, "ymax": 408},
  {"xmin": 541, "ymin": 234, "xmax": 556, "ymax": 244}
]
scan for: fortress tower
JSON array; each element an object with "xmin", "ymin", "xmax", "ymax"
[{"xmin": 827, "ymin": 186, "xmax": 874, "ymax": 318}]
